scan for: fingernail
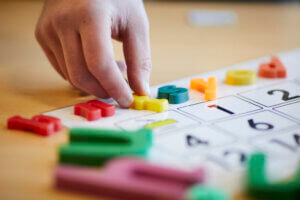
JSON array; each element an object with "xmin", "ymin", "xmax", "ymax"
[{"xmin": 118, "ymin": 95, "xmax": 133, "ymax": 108}]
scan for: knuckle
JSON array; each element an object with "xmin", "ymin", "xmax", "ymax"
[
  {"xmin": 140, "ymin": 58, "xmax": 152, "ymax": 73},
  {"xmin": 77, "ymin": 3, "xmax": 94, "ymax": 17},
  {"xmin": 35, "ymin": 20, "xmax": 53, "ymax": 43},
  {"xmin": 53, "ymin": 9, "xmax": 71, "ymax": 28},
  {"xmin": 77, "ymin": 3, "xmax": 102, "ymax": 26}
]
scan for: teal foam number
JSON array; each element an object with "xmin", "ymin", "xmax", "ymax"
[
  {"xmin": 59, "ymin": 128, "xmax": 152, "ymax": 167},
  {"xmin": 158, "ymin": 85, "xmax": 189, "ymax": 104},
  {"xmin": 247, "ymin": 153, "xmax": 300, "ymax": 200},
  {"xmin": 185, "ymin": 185, "xmax": 230, "ymax": 200}
]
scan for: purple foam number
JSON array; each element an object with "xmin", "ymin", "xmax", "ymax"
[{"xmin": 55, "ymin": 157, "xmax": 204, "ymax": 200}]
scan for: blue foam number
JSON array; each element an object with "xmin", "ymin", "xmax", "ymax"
[{"xmin": 157, "ymin": 85, "xmax": 189, "ymax": 104}]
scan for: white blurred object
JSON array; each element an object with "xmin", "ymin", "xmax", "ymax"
[{"xmin": 187, "ymin": 10, "xmax": 238, "ymax": 26}]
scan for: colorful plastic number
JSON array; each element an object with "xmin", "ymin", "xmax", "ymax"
[
  {"xmin": 158, "ymin": 85, "xmax": 189, "ymax": 104},
  {"xmin": 185, "ymin": 185, "xmax": 230, "ymax": 200},
  {"xmin": 59, "ymin": 128, "xmax": 152, "ymax": 166},
  {"xmin": 74, "ymin": 100, "xmax": 115, "ymax": 121},
  {"xmin": 225, "ymin": 70, "xmax": 256, "ymax": 85},
  {"xmin": 130, "ymin": 94, "xmax": 168, "ymax": 113},
  {"xmin": 55, "ymin": 158, "xmax": 204, "ymax": 200},
  {"xmin": 7, "ymin": 115, "xmax": 62, "ymax": 136},
  {"xmin": 258, "ymin": 57, "xmax": 287, "ymax": 78},
  {"xmin": 247, "ymin": 153, "xmax": 300, "ymax": 200},
  {"xmin": 190, "ymin": 77, "xmax": 217, "ymax": 101}
]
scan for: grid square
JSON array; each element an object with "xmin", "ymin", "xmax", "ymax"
[
  {"xmin": 178, "ymin": 96, "xmax": 261, "ymax": 121},
  {"xmin": 115, "ymin": 110, "xmax": 199, "ymax": 135},
  {"xmin": 155, "ymin": 125, "xmax": 235, "ymax": 157},
  {"xmin": 239, "ymin": 81, "xmax": 300, "ymax": 107},
  {"xmin": 215, "ymin": 111, "xmax": 298, "ymax": 139},
  {"xmin": 274, "ymin": 101, "xmax": 300, "ymax": 121}
]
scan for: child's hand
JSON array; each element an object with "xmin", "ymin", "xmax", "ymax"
[{"xmin": 35, "ymin": 0, "xmax": 151, "ymax": 107}]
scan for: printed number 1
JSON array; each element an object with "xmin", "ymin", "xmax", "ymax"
[{"xmin": 208, "ymin": 104, "xmax": 234, "ymax": 115}]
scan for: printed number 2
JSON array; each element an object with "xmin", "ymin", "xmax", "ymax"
[
  {"xmin": 268, "ymin": 89, "xmax": 300, "ymax": 101},
  {"xmin": 248, "ymin": 119, "xmax": 274, "ymax": 131}
]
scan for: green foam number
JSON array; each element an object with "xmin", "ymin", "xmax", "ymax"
[
  {"xmin": 59, "ymin": 128, "xmax": 152, "ymax": 167},
  {"xmin": 247, "ymin": 153, "xmax": 300, "ymax": 200},
  {"xmin": 158, "ymin": 85, "xmax": 189, "ymax": 104},
  {"xmin": 185, "ymin": 185, "xmax": 230, "ymax": 200}
]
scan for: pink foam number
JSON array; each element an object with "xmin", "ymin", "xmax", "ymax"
[
  {"xmin": 55, "ymin": 158, "xmax": 204, "ymax": 200},
  {"xmin": 74, "ymin": 100, "xmax": 115, "ymax": 121}
]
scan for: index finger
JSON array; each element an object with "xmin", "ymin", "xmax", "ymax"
[{"xmin": 80, "ymin": 20, "xmax": 133, "ymax": 107}]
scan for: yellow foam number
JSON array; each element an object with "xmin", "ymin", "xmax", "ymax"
[
  {"xmin": 225, "ymin": 70, "xmax": 256, "ymax": 85},
  {"xmin": 144, "ymin": 119, "xmax": 177, "ymax": 129},
  {"xmin": 130, "ymin": 95, "xmax": 168, "ymax": 113}
]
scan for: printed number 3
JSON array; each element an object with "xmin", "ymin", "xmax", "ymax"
[{"xmin": 268, "ymin": 89, "xmax": 300, "ymax": 101}]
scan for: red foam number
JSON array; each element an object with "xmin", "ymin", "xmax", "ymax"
[
  {"xmin": 258, "ymin": 57, "xmax": 287, "ymax": 78},
  {"xmin": 74, "ymin": 100, "xmax": 115, "ymax": 121},
  {"xmin": 7, "ymin": 115, "xmax": 62, "ymax": 136}
]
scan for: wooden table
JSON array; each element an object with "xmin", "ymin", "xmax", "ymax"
[{"xmin": 0, "ymin": 1, "xmax": 299, "ymax": 199}]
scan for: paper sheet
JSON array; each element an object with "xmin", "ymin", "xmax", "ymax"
[{"xmin": 46, "ymin": 48, "xmax": 300, "ymax": 192}]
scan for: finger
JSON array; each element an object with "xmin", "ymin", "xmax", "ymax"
[
  {"xmin": 57, "ymin": 30, "xmax": 110, "ymax": 99},
  {"xmin": 116, "ymin": 61, "xmax": 127, "ymax": 75},
  {"xmin": 41, "ymin": 44, "xmax": 66, "ymax": 79},
  {"xmin": 41, "ymin": 25, "xmax": 70, "ymax": 80},
  {"xmin": 80, "ymin": 20, "xmax": 133, "ymax": 107},
  {"xmin": 123, "ymin": 15, "xmax": 152, "ymax": 96},
  {"xmin": 35, "ymin": 28, "xmax": 66, "ymax": 79}
]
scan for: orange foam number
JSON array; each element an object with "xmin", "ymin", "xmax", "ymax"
[
  {"xmin": 258, "ymin": 57, "xmax": 287, "ymax": 78},
  {"xmin": 190, "ymin": 77, "xmax": 217, "ymax": 101}
]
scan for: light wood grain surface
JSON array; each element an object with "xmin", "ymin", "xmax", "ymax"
[{"xmin": 1, "ymin": 1, "xmax": 300, "ymax": 200}]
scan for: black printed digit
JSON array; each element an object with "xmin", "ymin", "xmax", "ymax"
[
  {"xmin": 208, "ymin": 104, "xmax": 234, "ymax": 115},
  {"xmin": 270, "ymin": 133, "xmax": 300, "ymax": 152},
  {"xmin": 248, "ymin": 119, "xmax": 274, "ymax": 131},
  {"xmin": 224, "ymin": 150, "xmax": 246, "ymax": 163},
  {"xmin": 186, "ymin": 134, "xmax": 209, "ymax": 147},
  {"xmin": 294, "ymin": 134, "xmax": 300, "ymax": 145},
  {"xmin": 267, "ymin": 89, "xmax": 300, "ymax": 101}
]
